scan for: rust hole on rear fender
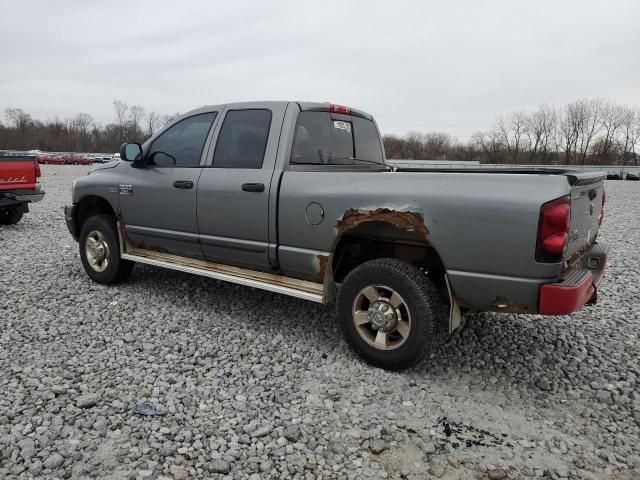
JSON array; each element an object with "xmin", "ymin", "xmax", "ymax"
[{"xmin": 336, "ymin": 208, "xmax": 429, "ymax": 239}]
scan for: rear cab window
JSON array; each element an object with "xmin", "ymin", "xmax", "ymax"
[{"xmin": 290, "ymin": 111, "xmax": 384, "ymax": 166}]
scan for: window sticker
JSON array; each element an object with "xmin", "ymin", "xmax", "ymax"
[{"xmin": 333, "ymin": 120, "xmax": 352, "ymax": 133}]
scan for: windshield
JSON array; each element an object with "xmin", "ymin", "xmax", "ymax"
[{"xmin": 290, "ymin": 111, "xmax": 384, "ymax": 166}]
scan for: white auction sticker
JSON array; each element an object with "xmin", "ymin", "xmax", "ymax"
[{"xmin": 333, "ymin": 121, "xmax": 351, "ymax": 133}]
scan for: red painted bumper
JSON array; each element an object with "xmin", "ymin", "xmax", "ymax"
[{"xmin": 538, "ymin": 243, "xmax": 608, "ymax": 315}]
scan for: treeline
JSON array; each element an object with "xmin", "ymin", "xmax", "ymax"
[
  {"xmin": 384, "ymin": 99, "xmax": 640, "ymax": 165},
  {"xmin": 0, "ymin": 100, "xmax": 178, "ymax": 153},
  {"xmin": 1, "ymin": 98, "xmax": 639, "ymax": 165}
]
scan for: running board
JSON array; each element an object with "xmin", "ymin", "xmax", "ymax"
[{"xmin": 121, "ymin": 248, "xmax": 325, "ymax": 303}]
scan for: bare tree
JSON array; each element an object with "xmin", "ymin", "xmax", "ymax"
[
  {"xmin": 5, "ymin": 108, "xmax": 33, "ymax": 135},
  {"xmin": 382, "ymin": 134, "xmax": 405, "ymax": 159},
  {"xmin": 422, "ymin": 132, "xmax": 454, "ymax": 160},
  {"xmin": 497, "ymin": 112, "xmax": 528, "ymax": 163},
  {"xmin": 558, "ymin": 103, "xmax": 580, "ymax": 164},
  {"xmin": 615, "ymin": 106, "xmax": 640, "ymax": 165},
  {"xmin": 557, "ymin": 99, "xmax": 603, "ymax": 165},
  {"xmin": 575, "ymin": 99, "xmax": 603, "ymax": 165},
  {"xmin": 472, "ymin": 130, "xmax": 504, "ymax": 163},
  {"xmin": 71, "ymin": 113, "xmax": 94, "ymax": 151},
  {"xmin": 595, "ymin": 101, "xmax": 625, "ymax": 163},
  {"xmin": 129, "ymin": 105, "xmax": 145, "ymax": 133},
  {"xmin": 525, "ymin": 105, "xmax": 558, "ymax": 163},
  {"xmin": 146, "ymin": 111, "xmax": 161, "ymax": 137},
  {"xmin": 113, "ymin": 100, "xmax": 128, "ymax": 127}
]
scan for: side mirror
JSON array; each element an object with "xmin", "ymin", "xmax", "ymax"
[{"xmin": 120, "ymin": 143, "xmax": 143, "ymax": 162}]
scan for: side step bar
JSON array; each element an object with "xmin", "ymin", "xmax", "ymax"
[{"xmin": 121, "ymin": 248, "xmax": 325, "ymax": 303}]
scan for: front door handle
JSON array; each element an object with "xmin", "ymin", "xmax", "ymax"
[
  {"xmin": 242, "ymin": 183, "xmax": 265, "ymax": 192},
  {"xmin": 173, "ymin": 180, "xmax": 193, "ymax": 189}
]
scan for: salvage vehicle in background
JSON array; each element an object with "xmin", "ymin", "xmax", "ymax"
[
  {"xmin": 64, "ymin": 155, "xmax": 93, "ymax": 165},
  {"xmin": 64, "ymin": 101, "xmax": 609, "ymax": 369},
  {"xmin": 0, "ymin": 155, "xmax": 45, "ymax": 224},
  {"xmin": 37, "ymin": 155, "xmax": 65, "ymax": 165}
]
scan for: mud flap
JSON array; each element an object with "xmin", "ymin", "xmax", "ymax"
[
  {"xmin": 445, "ymin": 274, "xmax": 461, "ymax": 334},
  {"xmin": 587, "ymin": 282, "xmax": 598, "ymax": 305}
]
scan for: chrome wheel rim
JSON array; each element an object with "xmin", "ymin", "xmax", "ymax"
[
  {"xmin": 352, "ymin": 285, "xmax": 411, "ymax": 350},
  {"xmin": 85, "ymin": 230, "xmax": 110, "ymax": 272}
]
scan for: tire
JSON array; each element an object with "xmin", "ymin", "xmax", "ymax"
[
  {"xmin": 336, "ymin": 258, "xmax": 447, "ymax": 370},
  {"xmin": 0, "ymin": 208, "xmax": 24, "ymax": 225},
  {"xmin": 79, "ymin": 214, "xmax": 134, "ymax": 284}
]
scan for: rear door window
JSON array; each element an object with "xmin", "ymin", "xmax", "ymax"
[
  {"xmin": 291, "ymin": 111, "xmax": 383, "ymax": 165},
  {"xmin": 212, "ymin": 109, "xmax": 272, "ymax": 169}
]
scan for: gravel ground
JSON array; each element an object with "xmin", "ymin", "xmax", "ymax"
[{"xmin": 1, "ymin": 165, "xmax": 639, "ymax": 480}]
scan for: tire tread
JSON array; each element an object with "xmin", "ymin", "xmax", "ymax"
[{"xmin": 336, "ymin": 258, "xmax": 448, "ymax": 370}]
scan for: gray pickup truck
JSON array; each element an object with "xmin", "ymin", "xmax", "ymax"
[{"xmin": 64, "ymin": 101, "xmax": 608, "ymax": 369}]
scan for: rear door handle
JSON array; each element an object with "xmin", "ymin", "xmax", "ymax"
[
  {"xmin": 173, "ymin": 180, "xmax": 193, "ymax": 189},
  {"xmin": 241, "ymin": 183, "xmax": 265, "ymax": 192}
]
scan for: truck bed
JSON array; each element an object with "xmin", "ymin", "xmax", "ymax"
[{"xmin": 396, "ymin": 166, "xmax": 606, "ymax": 186}]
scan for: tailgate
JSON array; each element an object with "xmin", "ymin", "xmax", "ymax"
[
  {"xmin": 0, "ymin": 158, "xmax": 37, "ymax": 191},
  {"xmin": 566, "ymin": 175, "xmax": 605, "ymax": 261}
]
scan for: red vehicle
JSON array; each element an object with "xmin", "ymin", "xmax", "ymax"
[
  {"xmin": 64, "ymin": 155, "xmax": 93, "ymax": 165},
  {"xmin": 0, "ymin": 156, "xmax": 45, "ymax": 224},
  {"xmin": 37, "ymin": 155, "xmax": 65, "ymax": 165}
]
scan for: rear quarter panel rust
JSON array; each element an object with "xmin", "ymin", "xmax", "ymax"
[
  {"xmin": 277, "ymin": 170, "xmax": 570, "ymax": 276},
  {"xmin": 276, "ymin": 169, "xmax": 577, "ymax": 310},
  {"xmin": 336, "ymin": 208, "xmax": 429, "ymax": 239}
]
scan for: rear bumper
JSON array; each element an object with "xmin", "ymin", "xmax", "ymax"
[
  {"xmin": 0, "ymin": 185, "xmax": 45, "ymax": 203},
  {"xmin": 538, "ymin": 242, "xmax": 608, "ymax": 315},
  {"xmin": 64, "ymin": 204, "xmax": 78, "ymax": 241}
]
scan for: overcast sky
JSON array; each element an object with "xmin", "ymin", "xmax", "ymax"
[{"xmin": 1, "ymin": 0, "xmax": 639, "ymax": 138}]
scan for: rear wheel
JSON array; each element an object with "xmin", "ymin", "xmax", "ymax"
[
  {"xmin": 79, "ymin": 214, "xmax": 134, "ymax": 284},
  {"xmin": 337, "ymin": 258, "xmax": 447, "ymax": 370},
  {"xmin": 0, "ymin": 208, "xmax": 24, "ymax": 225}
]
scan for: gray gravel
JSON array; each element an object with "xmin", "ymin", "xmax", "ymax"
[{"xmin": 1, "ymin": 165, "xmax": 639, "ymax": 479}]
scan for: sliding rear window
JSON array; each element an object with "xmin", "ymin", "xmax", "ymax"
[{"xmin": 290, "ymin": 111, "xmax": 383, "ymax": 165}]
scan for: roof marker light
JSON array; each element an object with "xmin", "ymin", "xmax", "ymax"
[{"xmin": 329, "ymin": 103, "xmax": 352, "ymax": 115}]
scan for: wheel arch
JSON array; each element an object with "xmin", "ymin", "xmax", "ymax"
[
  {"xmin": 331, "ymin": 221, "xmax": 447, "ymax": 287},
  {"xmin": 75, "ymin": 195, "xmax": 117, "ymax": 234}
]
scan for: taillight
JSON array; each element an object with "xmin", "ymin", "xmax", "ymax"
[
  {"xmin": 536, "ymin": 195, "xmax": 570, "ymax": 263},
  {"xmin": 329, "ymin": 103, "xmax": 352, "ymax": 115},
  {"xmin": 34, "ymin": 161, "xmax": 41, "ymax": 180},
  {"xmin": 598, "ymin": 190, "xmax": 606, "ymax": 225}
]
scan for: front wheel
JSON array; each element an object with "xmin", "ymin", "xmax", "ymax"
[
  {"xmin": 336, "ymin": 258, "xmax": 447, "ymax": 370},
  {"xmin": 79, "ymin": 214, "xmax": 134, "ymax": 284}
]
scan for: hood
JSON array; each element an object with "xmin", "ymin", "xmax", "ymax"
[{"xmin": 89, "ymin": 160, "xmax": 120, "ymax": 174}]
